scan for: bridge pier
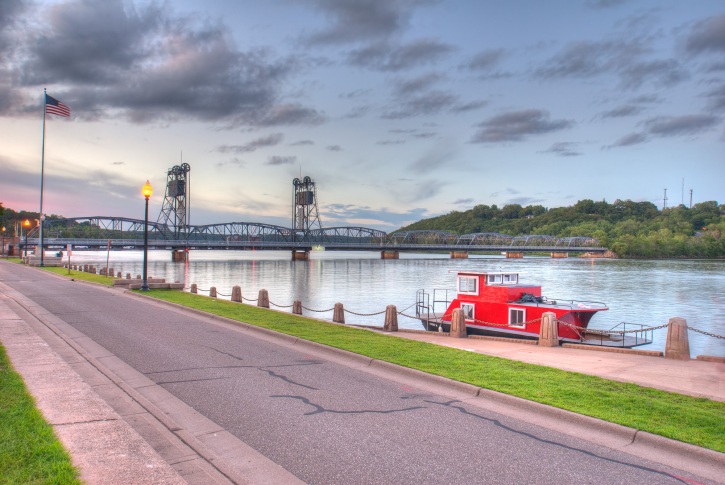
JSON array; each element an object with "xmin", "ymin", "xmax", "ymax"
[
  {"xmin": 551, "ymin": 252, "xmax": 569, "ymax": 258},
  {"xmin": 381, "ymin": 250, "xmax": 399, "ymax": 260},
  {"xmin": 172, "ymin": 249, "xmax": 188, "ymax": 262},
  {"xmin": 292, "ymin": 250, "xmax": 310, "ymax": 261},
  {"xmin": 505, "ymin": 251, "xmax": 524, "ymax": 259},
  {"xmin": 450, "ymin": 251, "xmax": 468, "ymax": 259}
]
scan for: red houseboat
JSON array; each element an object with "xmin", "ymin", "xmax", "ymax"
[{"xmin": 416, "ymin": 270, "xmax": 608, "ymax": 342}]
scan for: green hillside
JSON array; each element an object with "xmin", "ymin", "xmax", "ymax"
[{"xmin": 396, "ymin": 199, "xmax": 725, "ymax": 259}]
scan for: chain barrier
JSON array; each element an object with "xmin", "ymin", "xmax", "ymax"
[
  {"xmin": 688, "ymin": 327, "xmax": 725, "ymax": 340},
  {"xmin": 269, "ymin": 301, "xmax": 294, "ymax": 309},
  {"xmin": 396, "ymin": 302, "xmax": 417, "ymax": 314},
  {"xmin": 217, "ymin": 291, "xmax": 231, "ymax": 297},
  {"xmin": 301, "ymin": 305, "xmax": 336, "ymax": 313},
  {"xmin": 180, "ymin": 285, "xmax": 723, "ymax": 342},
  {"xmin": 343, "ymin": 308, "xmax": 387, "ymax": 317}
]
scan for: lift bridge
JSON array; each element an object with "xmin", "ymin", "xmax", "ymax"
[{"xmin": 24, "ymin": 168, "xmax": 607, "ymax": 260}]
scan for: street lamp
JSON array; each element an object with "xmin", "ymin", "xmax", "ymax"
[
  {"xmin": 23, "ymin": 219, "xmax": 30, "ymax": 263},
  {"xmin": 142, "ymin": 180, "xmax": 152, "ymax": 291}
]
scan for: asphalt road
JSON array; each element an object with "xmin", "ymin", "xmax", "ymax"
[{"xmin": 1, "ymin": 263, "xmax": 720, "ymax": 485}]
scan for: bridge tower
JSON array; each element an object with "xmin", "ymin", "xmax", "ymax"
[
  {"xmin": 292, "ymin": 175, "xmax": 322, "ymax": 242},
  {"xmin": 157, "ymin": 163, "xmax": 191, "ymax": 238}
]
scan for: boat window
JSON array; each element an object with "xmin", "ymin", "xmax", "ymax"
[
  {"xmin": 487, "ymin": 274, "xmax": 502, "ymax": 285},
  {"xmin": 509, "ymin": 308, "xmax": 525, "ymax": 327},
  {"xmin": 503, "ymin": 274, "xmax": 518, "ymax": 285},
  {"xmin": 458, "ymin": 276, "xmax": 478, "ymax": 294},
  {"xmin": 461, "ymin": 303, "xmax": 474, "ymax": 320}
]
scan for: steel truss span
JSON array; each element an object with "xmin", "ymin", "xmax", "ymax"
[{"xmin": 31, "ymin": 217, "xmax": 604, "ymax": 252}]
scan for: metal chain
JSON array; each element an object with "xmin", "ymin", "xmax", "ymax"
[
  {"xmin": 343, "ymin": 308, "xmax": 387, "ymax": 317},
  {"xmin": 301, "ymin": 305, "xmax": 336, "ymax": 313},
  {"xmin": 269, "ymin": 301, "xmax": 294, "ymax": 309},
  {"xmin": 688, "ymin": 327, "xmax": 725, "ymax": 340},
  {"xmin": 242, "ymin": 296, "xmax": 258, "ymax": 302}
]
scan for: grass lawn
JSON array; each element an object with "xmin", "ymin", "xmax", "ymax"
[
  {"xmin": 19, "ymin": 264, "xmax": 725, "ymax": 453},
  {"xmin": 0, "ymin": 344, "xmax": 80, "ymax": 485}
]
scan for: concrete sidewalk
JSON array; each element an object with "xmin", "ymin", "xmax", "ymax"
[{"xmin": 378, "ymin": 329, "xmax": 725, "ymax": 402}]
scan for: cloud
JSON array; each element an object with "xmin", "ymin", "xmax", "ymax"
[
  {"xmin": 536, "ymin": 40, "xmax": 639, "ymax": 79},
  {"xmin": 2, "ymin": 0, "xmax": 322, "ymax": 127},
  {"xmin": 471, "ymin": 109, "xmax": 573, "ymax": 143},
  {"xmin": 450, "ymin": 100, "xmax": 487, "ymax": 113},
  {"xmin": 619, "ymin": 59, "xmax": 688, "ymax": 89},
  {"xmin": 586, "ymin": 0, "xmax": 631, "ymax": 8},
  {"xmin": 348, "ymin": 38, "xmax": 455, "ymax": 71},
  {"xmin": 644, "ymin": 114, "xmax": 721, "ymax": 136},
  {"xmin": 289, "ymin": 139, "xmax": 315, "ymax": 146},
  {"xmin": 324, "ymin": 203, "xmax": 431, "ymax": 229},
  {"xmin": 704, "ymin": 83, "xmax": 725, "ymax": 111},
  {"xmin": 326, "ymin": 145, "xmax": 342, "ymax": 151},
  {"xmin": 460, "ymin": 49, "xmax": 506, "ymax": 72},
  {"xmin": 539, "ymin": 142, "xmax": 582, "ymax": 157},
  {"xmin": 382, "ymin": 90, "xmax": 458, "ymax": 119},
  {"xmin": 685, "ymin": 14, "xmax": 725, "ymax": 54},
  {"xmin": 376, "ymin": 139, "xmax": 406, "ymax": 145},
  {"xmin": 408, "ymin": 139, "xmax": 458, "ymax": 172},
  {"xmin": 266, "ymin": 155, "xmax": 297, "ymax": 166},
  {"xmin": 303, "ymin": 0, "xmax": 427, "ymax": 45},
  {"xmin": 453, "ymin": 198, "xmax": 474, "ymax": 206},
  {"xmin": 606, "ymin": 114, "xmax": 721, "ymax": 149},
  {"xmin": 535, "ymin": 38, "xmax": 686, "ymax": 90},
  {"xmin": 597, "ymin": 104, "xmax": 644, "ymax": 119},
  {"xmin": 607, "ymin": 132, "xmax": 648, "ymax": 148},
  {"xmin": 393, "ymin": 72, "xmax": 444, "ymax": 96},
  {"xmin": 216, "ymin": 133, "xmax": 284, "ymax": 153}
]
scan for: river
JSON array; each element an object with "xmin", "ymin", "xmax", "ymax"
[{"xmin": 64, "ymin": 250, "xmax": 724, "ymax": 357}]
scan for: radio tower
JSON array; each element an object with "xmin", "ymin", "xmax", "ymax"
[
  {"xmin": 292, "ymin": 175, "xmax": 322, "ymax": 240},
  {"xmin": 157, "ymin": 163, "xmax": 191, "ymax": 237}
]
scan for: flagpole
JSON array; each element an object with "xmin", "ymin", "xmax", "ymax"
[{"xmin": 40, "ymin": 88, "xmax": 46, "ymax": 267}]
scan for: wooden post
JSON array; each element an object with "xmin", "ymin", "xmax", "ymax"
[
  {"xmin": 381, "ymin": 250, "xmax": 399, "ymax": 259},
  {"xmin": 190, "ymin": 283, "xmax": 197, "ymax": 294},
  {"xmin": 664, "ymin": 317, "xmax": 690, "ymax": 360},
  {"xmin": 209, "ymin": 286, "xmax": 217, "ymax": 298},
  {"xmin": 384, "ymin": 305, "xmax": 398, "ymax": 332},
  {"xmin": 333, "ymin": 303, "xmax": 345, "ymax": 323},
  {"xmin": 450, "ymin": 308, "xmax": 467, "ymax": 338},
  {"xmin": 126, "ymin": 273, "xmax": 131, "ymax": 279},
  {"xmin": 231, "ymin": 285, "xmax": 242, "ymax": 302},
  {"xmin": 539, "ymin": 312, "xmax": 559, "ymax": 347},
  {"xmin": 293, "ymin": 300, "xmax": 302, "ymax": 315},
  {"xmin": 258, "ymin": 289, "xmax": 269, "ymax": 308}
]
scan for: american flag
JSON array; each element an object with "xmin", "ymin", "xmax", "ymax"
[{"xmin": 45, "ymin": 94, "xmax": 71, "ymax": 118}]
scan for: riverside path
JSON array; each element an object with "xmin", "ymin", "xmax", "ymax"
[{"xmin": 0, "ymin": 262, "xmax": 721, "ymax": 485}]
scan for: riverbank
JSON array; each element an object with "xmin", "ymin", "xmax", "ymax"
[{"xmin": 1, "ymin": 261, "xmax": 724, "ymax": 484}]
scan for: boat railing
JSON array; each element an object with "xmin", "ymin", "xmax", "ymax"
[
  {"xmin": 416, "ymin": 289, "xmax": 452, "ymax": 331},
  {"xmin": 512, "ymin": 295, "xmax": 607, "ymax": 310},
  {"xmin": 582, "ymin": 321, "xmax": 654, "ymax": 347}
]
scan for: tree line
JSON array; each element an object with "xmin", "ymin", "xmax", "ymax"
[{"xmin": 396, "ymin": 199, "xmax": 725, "ymax": 259}]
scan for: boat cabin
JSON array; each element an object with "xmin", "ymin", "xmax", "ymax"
[{"xmin": 452, "ymin": 270, "xmax": 543, "ymax": 328}]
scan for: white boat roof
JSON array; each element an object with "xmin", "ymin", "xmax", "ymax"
[{"xmin": 448, "ymin": 270, "xmax": 524, "ymax": 275}]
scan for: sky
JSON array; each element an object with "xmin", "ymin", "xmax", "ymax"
[{"xmin": 1, "ymin": 0, "xmax": 724, "ymax": 232}]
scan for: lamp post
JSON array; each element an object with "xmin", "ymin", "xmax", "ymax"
[
  {"xmin": 23, "ymin": 219, "xmax": 30, "ymax": 264},
  {"xmin": 142, "ymin": 180, "xmax": 152, "ymax": 291}
]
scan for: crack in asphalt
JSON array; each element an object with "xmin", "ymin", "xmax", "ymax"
[
  {"xmin": 259, "ymin": 369, "xmax": 319, "ymax": 390},
  {"xmin": 156, "ymin": 376, "xmax": 230, "ymax": 385},
  {"xmin": 424, "ymin": 399, "xmax": 695, "ymax": 485},
  {"xmin": 271, "ymin": 395, "xmax": 424, "ymax": 416}
]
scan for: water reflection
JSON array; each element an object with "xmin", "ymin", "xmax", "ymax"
[{"xmin": 66, "ymin": 250, "xmax": 724, "ymax": 356}]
